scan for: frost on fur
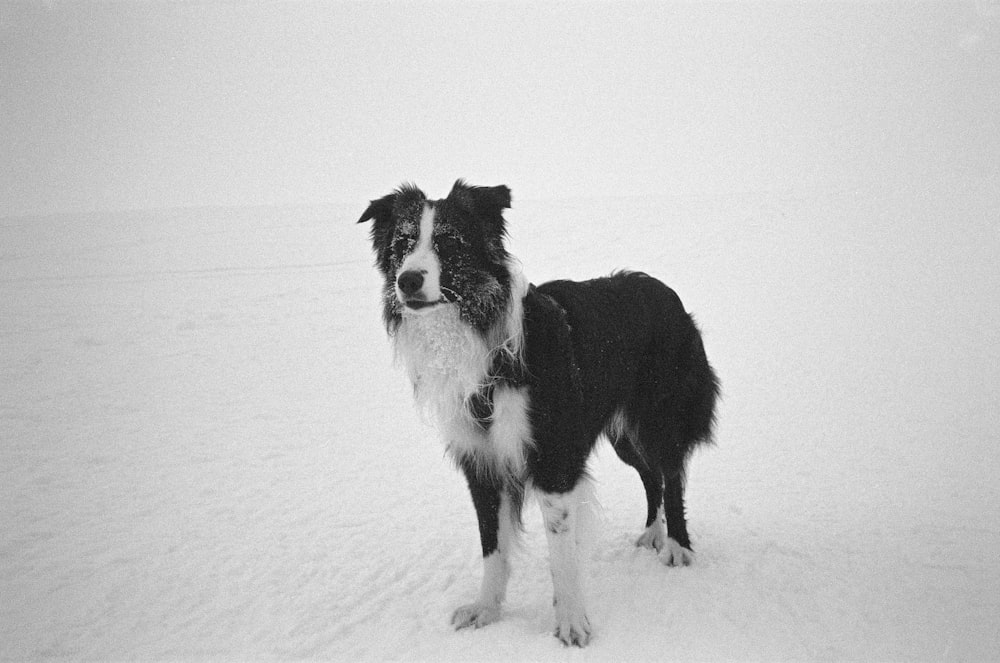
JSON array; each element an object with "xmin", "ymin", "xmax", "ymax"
[{"xmin": 392, "ymin": 304, "xmax": 492, "ymax": 426}]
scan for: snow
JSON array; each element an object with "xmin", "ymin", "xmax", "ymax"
[{"xmin": 2, "ymin": 177, "xmax": 999, "ymax": 661}]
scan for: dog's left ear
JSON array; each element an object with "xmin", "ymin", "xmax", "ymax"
[
  {"xmin": 472, "ymin": 184, "xmax": 512, "ymax": 214},
  {"xmin": 449, "ymin": 179, "xmax": 512, "ymax": 219}
]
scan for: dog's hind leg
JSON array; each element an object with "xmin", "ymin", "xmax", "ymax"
[
  {"xmin": 609, "ymin": 430, "xmax": 663, "ymax": 531},
  {"xmin": 657, "ymin": 467, "xmax": 694, "ymax": 566},
  {"xmin": 451, "ymin": 464, "xmax": 521, "ymax": 630},
  {"xmin": 653, "ymin": 319, "xmax": 718, "ymax": 567},
  {"xmin": 631, "ymin": 415, "xmax": 694, "ymax": 566},
  {"xmin": 609, "ymin": 430, "xmax": 670, "ymax": 552}
]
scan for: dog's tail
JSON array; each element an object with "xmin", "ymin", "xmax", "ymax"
[{"xmin": 678, "ymin": 316, "xmax": 721, "ymax": 448}]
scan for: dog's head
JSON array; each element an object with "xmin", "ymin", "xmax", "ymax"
[{"xmin": 358, "ymin": 179, "xmax": 515, "ymax": 333}]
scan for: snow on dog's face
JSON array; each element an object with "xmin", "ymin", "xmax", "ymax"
[{"xmin": 358, "ymin": 180, "xmax": 515, "ymax": 334}]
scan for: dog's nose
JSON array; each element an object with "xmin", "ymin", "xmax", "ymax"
[{"xmin": 397, "ymin": 270, "xmax": 424, "ymax": 296}]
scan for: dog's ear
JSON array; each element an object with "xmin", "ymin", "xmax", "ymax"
[
  {"xmin": 357, "ymin": 193, "xmax": 397, "ymax": 226},
  {"xmin": 472, "ymin": 183, "xmax": 512, "ymax": 214},
  {"xmin": 358, "ymin": 183, "xmax": 427, "ymax": 226},
  {"xmin": 357, "ymin": 192, "xmax": 400, "ymax": 275},
  {"xmin": 449, "ymin": 179, "xmax": 512, "ymax": 219}
]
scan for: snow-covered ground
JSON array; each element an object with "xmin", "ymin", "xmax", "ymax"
[{"xmin": 2, "ymin": 174, "xmax": 998, "ymax": 660}]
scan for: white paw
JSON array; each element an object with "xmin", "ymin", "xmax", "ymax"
[
  {"xmin": 451, "ymin": 602, "xmax": 501, "ymax": 630},
  {"xmin": 635, "ymin": 521, "xmax": 668, "ymax": 552},
  {"xmin": 659, "ymin": 538, "xmax": 694, "ymax": 567},
  {"xmin": 553, "ymin": 601, "xmax": 591, "ymax": 647}
]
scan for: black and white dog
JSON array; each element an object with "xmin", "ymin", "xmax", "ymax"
[{"xmin": 358, "ymin": 180, "xmax": 719, "ymax": 647}]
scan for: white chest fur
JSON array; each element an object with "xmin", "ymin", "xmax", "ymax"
[
  {"xmin": 393, "ymin": 304, "xmax": 532, "ymax": 482},
  {"xmin": 394, "ymin": 305, "xmax": 491, "ymax": 422}
]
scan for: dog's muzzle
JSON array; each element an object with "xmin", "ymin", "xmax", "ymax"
[{"xmin": 397, "ymin": 270, "xmax": 444, "ymax": 310}]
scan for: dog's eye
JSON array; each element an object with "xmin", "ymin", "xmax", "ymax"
[
  {"xmin": 392, "ymin": 239, "xmax": 404, "ymax": 256},
  {"xmin": 391, "ymin": 235, "xmax": 412, "ymax": 262},
  {"xmin": 435, "ymin": 236, "xmax": 462, "ymax": 254}
]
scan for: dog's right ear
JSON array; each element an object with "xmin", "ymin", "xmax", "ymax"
[
  {"xmin": 357, "ymin": 193, "xmax": 399, "ymax": 274},
  {"xmin": 358, "ymin": 183, "xmax": 426, "ymax": 226},
  {"xmin": 357, "ymin": 193, "xmax": 397, "ymax": 226}
]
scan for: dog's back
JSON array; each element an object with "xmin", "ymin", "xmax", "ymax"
[{"xmin": 533, "ymin": 271, "xmax": 717, "ymax": 449}]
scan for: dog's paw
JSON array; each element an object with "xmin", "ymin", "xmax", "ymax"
[
  {"xmin": 553, "ymin": 602, "xmax": 591, "ymax": 647},
  {"xmin": 659, "ymin": 538, "xmax": 694, "ymax": 567},
  {"xmin": 451, "ymin": 602, "xmax": 501, "ymax": 630},
  {"xmin": 554, "ymin": 613, "xmax": 591, "ymax": 647},
  {"xmin": 635, "ymin": 521, "xmax": 668, "ymax": 552}
]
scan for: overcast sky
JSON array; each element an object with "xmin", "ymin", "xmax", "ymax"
[{"xmin": 2, "ymin": 1, "xmax": 997, "ymax": 217}]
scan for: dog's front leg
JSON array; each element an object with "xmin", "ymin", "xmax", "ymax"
[
  {"xmin": 539, "ymin": 485, "xmax": 591, "ymax": 647},
  {"xmin": 451, "ymin": 462, "xmax": 514, "ymax": 630}
]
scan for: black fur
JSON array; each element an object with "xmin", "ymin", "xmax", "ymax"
[{"xmin": 523, "ymin": 273, "xmax": 719, "ymax": 504}]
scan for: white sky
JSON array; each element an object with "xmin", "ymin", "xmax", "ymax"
[{"xmin": 1, "ymin": 1, "xmax": 998, "ymax": 217}]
